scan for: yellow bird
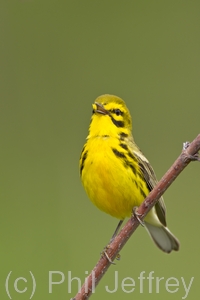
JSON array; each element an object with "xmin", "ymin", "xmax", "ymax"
[{"xmin": 80, "ymin": 94, "xmax": 179, "ymax": 253}]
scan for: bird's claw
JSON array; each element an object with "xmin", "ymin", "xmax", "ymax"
[
  {"xmin": 183, "ymin": 141, "xmax": 200, "ymax": 162},
  {"xmin": 101, "ymin": 245, "xmax": 116, "ymax": 264},
  {"xmin": 132, "ymin": 207, "xmax": 145, "ymax": 226}
]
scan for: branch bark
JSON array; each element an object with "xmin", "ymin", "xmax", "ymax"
[{"xmin": 73, "ymin": 134, "xmax": 200, "ymax": 300}]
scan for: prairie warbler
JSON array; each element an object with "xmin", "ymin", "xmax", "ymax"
[{"xmin": 80, "ymin": 94, "xmax": 179, "ymax": 253}]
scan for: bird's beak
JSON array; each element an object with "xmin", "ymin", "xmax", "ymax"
[{"xmin": 93, "ymin": 102, "xmax": 109, "ymax": 115}]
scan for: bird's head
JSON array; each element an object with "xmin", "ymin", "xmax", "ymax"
[{"xmin": 88, "ymin": 94, "xmax": 132, "ymax": 138}]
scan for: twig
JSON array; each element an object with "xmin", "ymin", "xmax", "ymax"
[{"xmin": 73, "ymin": 134, "xmax": 200, "ymax": 300}]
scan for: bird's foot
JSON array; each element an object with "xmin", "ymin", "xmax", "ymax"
[
  {"xmin": 132, "ymin": 207, "xmax": 145, "ymax": 226},
  {"xmin": 100, "ymin": 245, "xmax": 116, "ymax": 264},
  {"xmin": 183, "ymin": 141, "xmax": 200, "ymax": 161}
]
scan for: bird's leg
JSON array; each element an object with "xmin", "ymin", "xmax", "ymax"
[
  {"xmin": 102, "ymin": 220, "xmax": 123, "ymax": 263},
  {"xmin": 109, "ymin": 219, "xmax": 124, "ymax": 243}
]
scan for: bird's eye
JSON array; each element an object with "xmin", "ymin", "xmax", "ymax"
[{"xmin": 114, "ymin": 109, "xmax": 122, "ymax": 116}]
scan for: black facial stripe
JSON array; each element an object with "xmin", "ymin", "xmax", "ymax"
[{"xmin": 110, "ymin": 115, "xmax": 124, "ymax": 128}]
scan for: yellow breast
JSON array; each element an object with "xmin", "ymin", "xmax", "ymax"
[{"xmin": 80, "ymin": 136, "xmax": 149, "ymax": 219}]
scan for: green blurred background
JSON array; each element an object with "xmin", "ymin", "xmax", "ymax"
[{"xmin": 1, "ymin": 1, "xmax": 200, "ymax": 299}]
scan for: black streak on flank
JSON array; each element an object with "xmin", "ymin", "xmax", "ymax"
[
  {"xmin": 80, "ymin": 150, "xmax": 88, "ymax": 175},
  {"xmin": 137, "ymin": 170, "xmax": 144, "ymax": 181},
  {"xmin": 110, "ymin": 115, "xmax": 124, "ymax": 128},
  {"xmin": 80, "ymin": 144, "xmax": 86, "ymax": 155},
  {"xmin": 119, "ymin": 143, "xmax": 137, "ymax": 163},
  {"xmin": 134, "ymin": 180, "xmax": 138, "ymax": 188},
  {"xmin": 123, "ymin": 159, "xmax": 137, "ymax": 176},
  {"xmin": 139, "ymin": 187, "xmax": 147, "ymax": 199},
  {"xmin": 119, "ymin": 143, "xmax": 128, "ymax": 151},
  {"xmin": 119, "ymin": 132, "xmax": 128, "ymax": 140},
  {"xmin": 129, "ymin": 163, "xmax": 137, "ymax": 175},
  {"xmin": 112, "ymin": 148, "xmax": 126, "ymax": 159},
  {"xmin": 127, "ymin": 151, "xmax": 137, "ymax": 162}
]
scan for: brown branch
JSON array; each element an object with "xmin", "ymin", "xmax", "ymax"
[{"xmin": 73, "ymin": 134, "xmax": 200, "ymax": 300}]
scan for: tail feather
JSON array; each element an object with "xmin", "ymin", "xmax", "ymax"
[{"xmin": 145, "ymin": 222, "xmax": 180, "ymax": 253}]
